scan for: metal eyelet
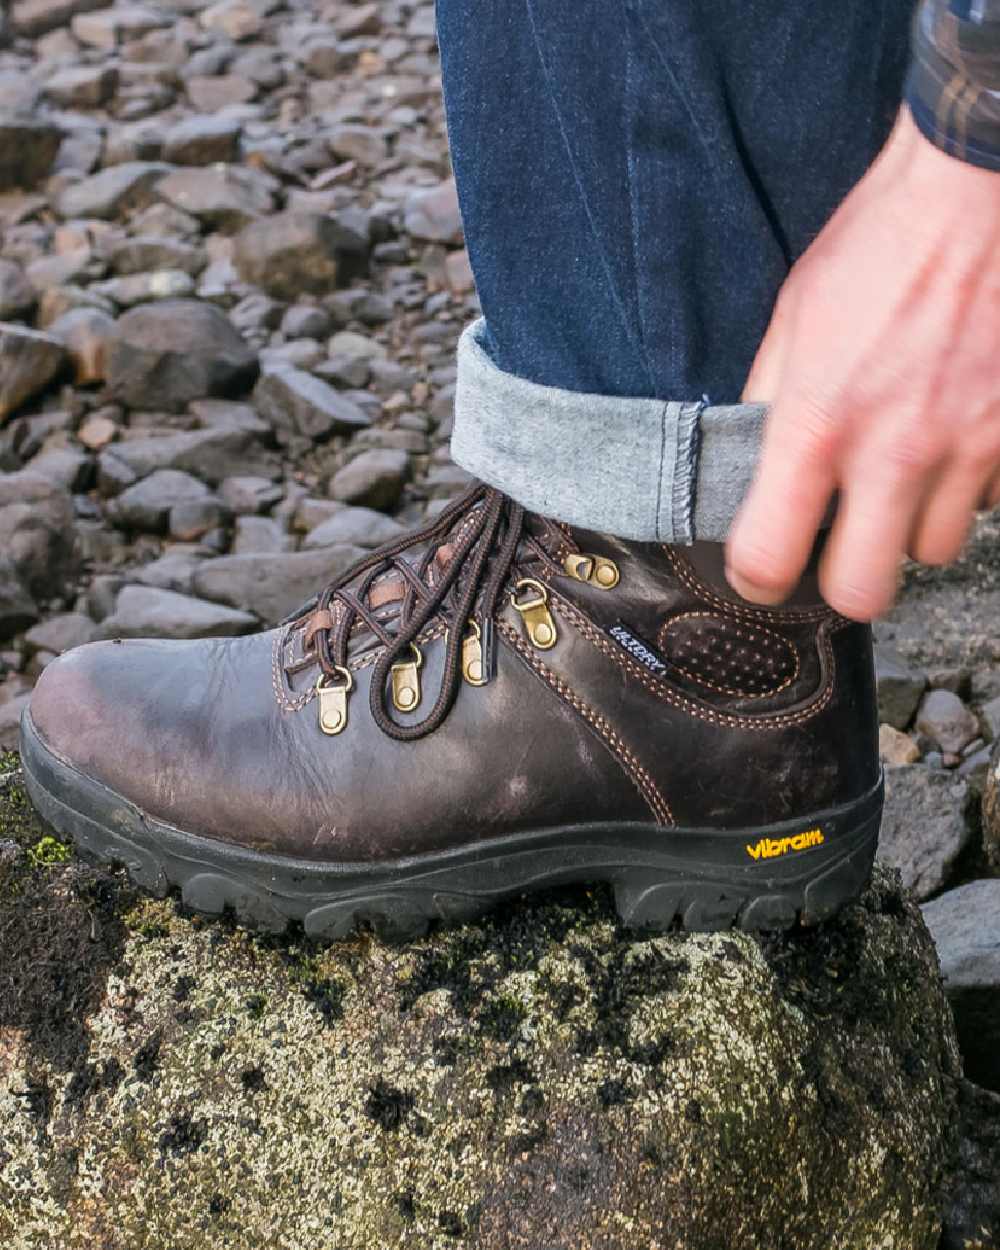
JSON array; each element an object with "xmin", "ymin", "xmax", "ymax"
[
  {"xmin": 509, "ymin": 578, "xmax": 557, "ymax": 650},
  {"xmin": 391, "ymin": 643, "xmax": 423, "ymax": 712},
  {"xmin": 316, "ymin": 665, "xmax": 353, "ymax": 735}
]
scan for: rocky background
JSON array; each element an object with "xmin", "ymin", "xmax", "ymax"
[{"xmin": 1, "ymin": 0, "xmax": 999, "ymax": 1246}]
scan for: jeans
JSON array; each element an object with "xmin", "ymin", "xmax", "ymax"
[{"xmin": 436, "ymin": 0, "xmax": 914, "ymax": 541}]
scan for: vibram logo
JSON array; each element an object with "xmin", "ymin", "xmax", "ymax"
[{"xmin": 746, "ymin": 828, "xmax": 825, "ymax": 860}]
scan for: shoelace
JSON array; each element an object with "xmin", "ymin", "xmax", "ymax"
[{"xmin": 306, "ymin": 484, "xmax": 530, "ymax": 742}]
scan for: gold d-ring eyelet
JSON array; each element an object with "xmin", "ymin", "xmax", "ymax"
[
  {"xmin": 391, "ymin": 643, "xmax": 423, "ymax": 713},
  {"xmin": 316, "ymin": 665, "xmax": 354, "ymax": 735},
  {"xmin": 509, "ymin": 578, "xmax": 558, "ymax": 650}
]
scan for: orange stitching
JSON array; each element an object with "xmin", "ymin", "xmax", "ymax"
[
  {"xmin": 271, "ymin": 622, "xmax": 449, "ymax": 713},
  {"xmin": 664, "ymin": 548, "xmax": 833, "ymax": 624},
  {"xmin": 656, "ymin": 611, "xmax": 800, "ymax": 699},
  {"xmin": 497, "ymin": 620, "xmax": 672, "ymax": 826},
  {"xmin": 550, "ymin": 592, "xmax": 837, "ymax": 731}
]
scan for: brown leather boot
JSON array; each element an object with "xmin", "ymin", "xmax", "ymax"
[{"xmin": 21, "ymin": 485, "xmax": 881, "ymax": 938}]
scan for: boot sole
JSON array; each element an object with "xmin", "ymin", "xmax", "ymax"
[{"xmin": 19, "ymin": 709, "xmax": 883, "ymax": 940}]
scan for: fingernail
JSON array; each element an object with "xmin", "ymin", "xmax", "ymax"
[{"xmin": 725, "ymin": 567, "xmax": 787, "ymax": 606}]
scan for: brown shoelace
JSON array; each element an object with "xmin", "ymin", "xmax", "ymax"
[{"xmin": 302, "ymin": 485, "xmax": 539, "ymax": 741}]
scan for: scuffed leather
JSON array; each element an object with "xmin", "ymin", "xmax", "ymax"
[{"xmin": 29, "ymin": 522, "xmax": 877, "ymax": 861}]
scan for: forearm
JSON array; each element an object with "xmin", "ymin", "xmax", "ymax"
[{"xmin": 905, "ymin": 0, "xmax": 1000, "ymax": 170}]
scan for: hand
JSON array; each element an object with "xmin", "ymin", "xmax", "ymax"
[{"xmin": 726, "ymin": 106, "xmax": 1000, "ymax": 621}]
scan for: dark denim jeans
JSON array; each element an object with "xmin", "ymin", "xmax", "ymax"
[{"xmin": 435, "ymin": 2, "xmax": 915, "ymax": 541}]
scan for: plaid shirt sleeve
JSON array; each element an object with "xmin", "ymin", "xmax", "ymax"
[{"xmin": 905, "ymin": 0, "xmax": 1000, "ymax": 170}]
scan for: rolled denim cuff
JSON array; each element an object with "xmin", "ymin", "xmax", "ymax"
[{"xmin": 451, "ymin": 319, "xmax": 767, "ymax": 543}]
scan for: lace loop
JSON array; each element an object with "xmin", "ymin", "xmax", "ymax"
[{"xmin": 307, "ymin": 485, "xmax": 528, "ymax": 742}]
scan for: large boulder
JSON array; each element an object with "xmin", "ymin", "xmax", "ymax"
[
  {"xmin": 0, "ymin": 811, "xmax": 961, "ymax": 1250},
  {"xmin": 106, "ymin": 300, "xmax": 258, "ymax": 412}
]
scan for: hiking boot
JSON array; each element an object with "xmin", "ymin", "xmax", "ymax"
[{"xmin": 20, "ymin": 484, "xmax": 881, "ymax": 939}]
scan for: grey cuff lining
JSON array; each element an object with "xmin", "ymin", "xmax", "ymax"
[{"xmin": 451, "ymin": 319, "xmax": 767, "ymax": 544}]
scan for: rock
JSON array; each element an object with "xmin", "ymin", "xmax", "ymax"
[
  {"xmin": 169, "ymin": 497, "xmax": 229, "ymax": 542},
  {"xmin": 877, "ymin": 766, "xmax": 974, "ymax": 902},
  {"xmin": 24, "ymin": 612, "xmax": 98, "ymax": 656},
  {"xmin": 281, "ymin": 304, "xmax": 331, "ymax": 340},
  {"xmin": 979, "ymin": 693, "xmax": 1000, "ymax": 743},
  {"xmin": 403, "ymin": 178, "xmax": 463, "ymax": 244},
  {"xmin": 303, "ymin": 505, "xmax": 406, "ymax": 549},
  {"xmin": 43, "ymin": 63, "xmax": 118, "ymax": 108},
  {"xmin": 0, "ymin": 324, "xmax": 67, "ymax": 422},
  {"xmin": 47, "ymin": 307, "xmax": 116, "ymax": 385},
  {"xmin": 132, "ymin": 551, "xmax": 206, "ymax": 596},
  {"xmin": 219, "ymin": 475, "xmax": 283, "ymax": 514},
  {"xmin": 75, "ymin": 408, "xmax": 119, "ymax": 450},
  {"xmin": 186, "ymin": 74, "xmax": 257, "ymax": 112},
  {"xmin": 106, "ymin": 300, "xmax": 259, "ymax": 412},
  {"xmin": 163, "ymin": 115, "xmax": 241, "ymax": 167},
  {"xmin": 232, "ymin": 515, "xmax": 294, "ymax": 554},
  {"xmin": 199, "ymin": 0, "xmax": 262, "ymax": 41},
  {"xmin": 0, "ymin": 260, "xmax": 35, "ymax": 321},
  {"xmin": 0, "ymin": 559, "xmax": 38, "ymax": 641},
  {"xmin": 329, "ymin": 123, "xmax": 386, "ymax": 167},
  {"xmin": 446, "ymin": 247, "xmax": 475, "ymax": 294},
  {"xmin": 92, "ymin": 270, "xmax": 197, "ymax": 307},
  {"xmin": 71, "ymin": 5, "xmax": 168, "ymax": 48},
  {"xmin": 940, "ymin": 1080, "xmax": 1000, "ymax": 1249},
  {"xmin": 978, "ymin": 740, "xmax": 1000, "ymax": 872},
  {"xmin": 156, "ymin": 165, "xmax": 277, "ymax": 231},
  {"xmin": 28, "ymin": 448, "xmax": 91, "ymax": 492},
  {"xmin": 232, "ymin": 212, "xmax": 367, "ymax": 300},
  {"xmin": 329, "ymin": 448, "xmax": 410, "ymax": 510},
  {"xmin": 56, "ymin": 162, "xmax": 170, "ymax": 220},
  {"xmin": 10, "ymin": 0, "xmax": 109, "ymax": 37},
  {"xmin": 192, "ymin": 545, "xmax": 366, "ymax": 624},
  {"xmin": 107, "ymin": 469, "xmax": 213, "ymax": 534},
  {"xmin": 878, "ymin": 723, "xmax": 921, "ymax": 767},
  {"xmin": 0, "ymin": 470, "xmax": 78, "ymax": 602},
  {"xmin": 254, "ymin": 366, "xmax": 371, "ymax": 441},
  {"xmin": 99, "ymin": 585, "xmax": 256, "ymax": 640},
  {"xmin": 922, "ymin": 879, "xmax": 1000, "ymax": 1092},
  {"xmin": 98, "ymin": 427, "xmax": 264, "ymax": 486},
  {"xmin": 915, "ymin": 689, "xmax": 980, "ymax": 755},
  {"xmin": 0, "ymin": 125, "xmax": 58, "ymax": 190},
  {"xmin": 105, "ymin": 236, "xmax": 205, "ymax": 277},
  {"xmin": 875, "ymin": 648, "xmax": 927, "ymax": 731},
  {"xmin": 0, "ymin": 691, "xmax": 30, "ymax": 749},
  {"xmin": 0, "ymin": 849, "xmax": 961, "ymax": 1250}
]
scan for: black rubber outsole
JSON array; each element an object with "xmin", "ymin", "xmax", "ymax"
[{"xmin": 19, "ymin": 709, "xmax": 883, "ymax": 940}]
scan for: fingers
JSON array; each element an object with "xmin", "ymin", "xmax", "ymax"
[
  {"xmin": 726, "ymin": 391, "xmax": 839, "ymax": 605},
  {"xmin": 909, "ymin": 457, "xmax": 991, "ymax": 565},
  {"xmin": 819, "ymin": 446, "xmax": 927, "ymax": 620}
]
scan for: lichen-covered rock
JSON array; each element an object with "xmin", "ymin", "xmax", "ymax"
[{"xmin": 0, "ymin": 756, "xmax": 960, "ymax": 1250}]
